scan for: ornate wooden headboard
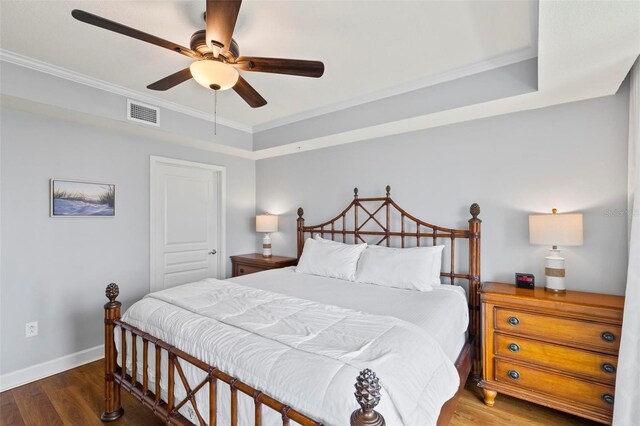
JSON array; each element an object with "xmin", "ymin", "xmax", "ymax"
[{"xmin": 296, "ymin": 185, "xmax": 482, "ymax": 374}]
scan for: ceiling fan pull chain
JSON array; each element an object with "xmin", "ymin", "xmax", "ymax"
[{"xmin": 214, "ymin": 88, "xmax": 217, "ymax": 136}]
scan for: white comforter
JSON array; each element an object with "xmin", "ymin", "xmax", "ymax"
[
  {"xmin": 230, "ymin": 267, "xmax": 469, "ymax": 361},
  {"xmin": 117, "ymin": 279, "xmax": 459, "ymax": 425}
]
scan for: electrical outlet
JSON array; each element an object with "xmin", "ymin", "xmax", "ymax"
[{"xmin": 26, "ymin": 321, "xmax": 38, "ymax": 338}]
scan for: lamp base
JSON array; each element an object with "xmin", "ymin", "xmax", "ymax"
[
  {"xmin": 544, "ymin": 248, "xmax": 566, "ymax": 293},
  {"xmin": 262, "ymin": 233, "xmax": 272, "ymax": 258}
]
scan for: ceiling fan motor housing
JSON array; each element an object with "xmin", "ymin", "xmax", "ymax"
[{"xmin": 190, "ymin": 30, "xmax": 240, "ymax": 61}]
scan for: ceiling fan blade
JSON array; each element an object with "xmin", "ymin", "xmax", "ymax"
[
  {"xmin": 233, "ymin": 76, "xmax": 267, "ymax": 108},
  {"xmin": 71, "ymin": 9, "xmax": 201, "ymax": 60},
  {"xmin": 235, "ymin": 57, "xmax": 324, "ymax": 78},
  {"xmin": 147, "ymin": 68, "xmax": 193, "ymax": 91},
  {"xmin": 206, "ymin": 0, "xmax": 242, "ymax": 55}
]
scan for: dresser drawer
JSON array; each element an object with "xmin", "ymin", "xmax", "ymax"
[
  {"xmin": 494, "ymin": 359, "xmax": 615, "ymax": 413},
  {"xmin": 494, "ymin": 308, "xmax": 621, "ymax": 353},
  {"xmin": 235, "ymin": 264, "xmax": 264, "ymax": 276},
  {"xmin": 494, "ymin": 333, "xmax": 617, "ymax": 383}
]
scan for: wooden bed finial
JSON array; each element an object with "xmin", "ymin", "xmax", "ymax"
[
  {"xmin": 105, "ymin": 283, "xmax": 119, "ymax": 304},
  {"xmin": 470, "ymin": 203, "xmax": 481, "ymax": 220},
  {"xmin": 350, "ymin": 369, "xmax": 385, "ymax": 426},
  {"xmin": 297, "ymin": 207, "xmax": 304, "ymax": 218},
  {"xmin": 354, "ymin": 187, "xmax": 359, "ymax": 198},
  {"xmin": 385, "ymin": 185, "xmax": 391, "ymax": 198}
]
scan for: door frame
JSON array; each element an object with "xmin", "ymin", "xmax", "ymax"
[{"xmin": 149, "ymin": 155, "xmax": 226, "ymax": 292}]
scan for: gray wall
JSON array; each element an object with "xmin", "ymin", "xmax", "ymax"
[
  {"xmin": 0, "ymin": 107, "xmax": 256, "ymax": 374},
  {"xmin": 256, "ymin": 85, "xmax": 630, "ymax": 296}
]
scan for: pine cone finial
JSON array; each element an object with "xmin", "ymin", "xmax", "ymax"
[
  {"xmin": 351, "ymin": 369, "xmax": 385, "ymax": 426},
  {"xmin": 105, "ymin": 283, "xmax": 119, "ymax": 302},
  {"xmin": 354, "ymin": 369, "xmax": 381, "ymax": 411},
  {"xmin": 297, "ymin": 207, "xmax": 304, "ymax": 218},
  {"xmin": 470, "ymin": 203, "xmax": 480, "ymax": 219}
]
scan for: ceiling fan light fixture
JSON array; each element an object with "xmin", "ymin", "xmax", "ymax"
[{"xmin": 190, "ymin": 60, "xmax": 239, "ymax": 91}]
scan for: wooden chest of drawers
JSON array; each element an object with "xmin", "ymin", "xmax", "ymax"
[
  {"xmin": 230, "ymin": 253, "xmax": 297, "ymax": 277},
  {"xmin": 479, "ymin": 282, "xmax": 624, "ymax": 424}
]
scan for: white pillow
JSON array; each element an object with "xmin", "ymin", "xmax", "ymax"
[
  {"xmin": 296, "ymin": 238, "xmax": 367, "ymax": 281},
  {"xmin": 354, "ymin": 245, "xmax": 445, "ymax": 291}
]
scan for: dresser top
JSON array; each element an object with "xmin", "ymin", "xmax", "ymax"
[{"xmin": 482, "ymin": 282, "xmax": 624, "ymax": 310}]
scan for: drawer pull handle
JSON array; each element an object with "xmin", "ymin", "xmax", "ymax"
[
  {"xmin": 601, "ymin": 363, "xmax": 616, "ymax": 374},
  {"xmin": 508, "ymin": 343, "xmax": 520, "ymax": 353},
  {"xmin": 601, "ymin": 331, "xmax": 616, "ymax": 342},
  {"xmin": 507, "ymin": 370, "xmax": 520, "ymax": 380},
  {"xmin": 507, "ymin": 316, "xmax": 520, "ymax": 326},
  {"xmin": 239, "ymin": 268, "xmax": 245, "ymax": 273},
  {"xmin": 602, "ymin": 394, "xmax": 614, "ymax": 405}
]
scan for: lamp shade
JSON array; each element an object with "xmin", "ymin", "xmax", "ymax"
[
  {"xmin": 529, "ymin": 212, "xmax": 583, "ymax": 246},
  {"xmin": 189, "ymin": 60, "xmax": 239, "ymax": 91},
  {"xmin": 256, "ymin": 214, "xmax": 278, "ymax": 233}
]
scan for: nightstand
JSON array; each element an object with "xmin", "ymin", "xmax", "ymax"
[
  {"xmin": 230, "ymin": 253, "xmax": 297, "ymax": 277},
  {"xmin": 479, "ymin": 282, "xmax": 624, "ymax": 424}
]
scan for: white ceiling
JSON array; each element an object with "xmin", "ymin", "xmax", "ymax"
[{"xmin": 0, "ymin": 0, "xmax": 537, "ymax": 128}]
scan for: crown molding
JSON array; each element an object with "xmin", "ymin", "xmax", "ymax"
[
  {"xmin": 0, "ymin": 49, "xmax": 253, "ymax": 134},
  {"xmin": 252, "ymin": 46, "xmax": 538, "ymax": 133}
]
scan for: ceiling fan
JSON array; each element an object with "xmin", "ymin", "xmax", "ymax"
[{"xmin": 71, "ymin": 1, "xmax": 324, "ymax": 108}]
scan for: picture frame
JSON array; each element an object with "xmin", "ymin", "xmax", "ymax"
[{"xmin": 50, "ymin": 179, "xmax": 116, "ymax": 217}]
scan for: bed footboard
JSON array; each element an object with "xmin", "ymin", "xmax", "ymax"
[{"xmin": 101, "ymin": 283, "xmax": 386, "ymax": 426}]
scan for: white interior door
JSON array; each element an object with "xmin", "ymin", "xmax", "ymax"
[{"xmin": 150, "ymin": 156, "xmax": 225, "ymax": 292}]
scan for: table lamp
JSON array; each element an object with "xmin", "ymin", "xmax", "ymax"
[
  {"xmin": 529, "ymin": 209, "xmax": 583, "ymax": 293},
  {"xmin": 256, "ymin": 214, "xmax": 278, "ymax": 258}
]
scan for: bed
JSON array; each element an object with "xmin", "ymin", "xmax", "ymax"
[{"xmin": 100, "ymin": 186, "xmax": 482, "ymax": 425}]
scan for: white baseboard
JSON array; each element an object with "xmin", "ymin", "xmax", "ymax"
[{"xmin": 0, "ymin": 345, "xmax": 104, "ymax": 392}]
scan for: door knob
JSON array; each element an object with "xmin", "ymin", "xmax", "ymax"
[{"xmin": 208, "ymin": 249, "xmax": 217, "ymax": 255}]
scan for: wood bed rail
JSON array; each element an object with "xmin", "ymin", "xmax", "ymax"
[
  {"xmin": 297, "ymin": 185, "xmax": 482, "ymax": 377},
  {"xmin": 101, "ymin": 283, "xmax": 386, "ymax": 425}
]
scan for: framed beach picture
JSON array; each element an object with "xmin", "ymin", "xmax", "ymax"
[{"xmin": 50, "ymin": 179, "xmax": 116, "ymax": 217}]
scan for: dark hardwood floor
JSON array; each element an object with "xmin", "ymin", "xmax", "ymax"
[{"xmin": 1, "ymin": 360, "xmax": 600, "ymax": 425}]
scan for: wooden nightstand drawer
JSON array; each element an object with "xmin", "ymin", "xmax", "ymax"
[
  {"xmin": 494, "ymin": 359, "xmax": 615, "ymax": 413},
  {"xmin": 494, "ymin": 333, "xmax": 618, "ymax": 383},
  {"xmin": 235, "ymin": 264, "xmax": 264, "ymax": 276},
  {"xmin": 494, "ymin": 307, "xmax": 621, "ymax": 353}
]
